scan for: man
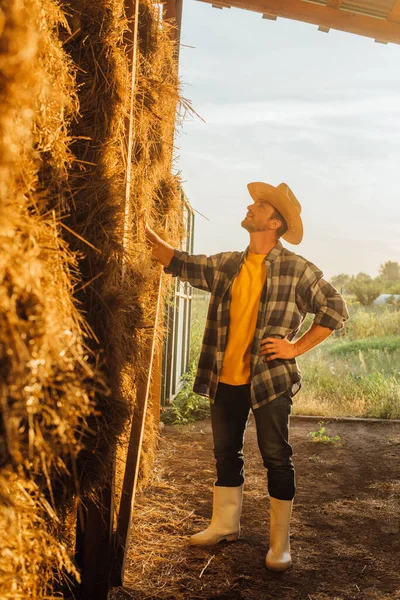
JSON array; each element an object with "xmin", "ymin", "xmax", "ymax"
[{"xmin": 145, "ymin": 181, "xmax": 349, "ymax": 571}]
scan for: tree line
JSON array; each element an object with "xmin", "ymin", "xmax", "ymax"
[{"xmin": 329, "ymin": 261, "xmax": 400, "ymax": 306}]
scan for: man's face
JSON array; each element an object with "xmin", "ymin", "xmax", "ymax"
[{"xmin": 241, "ymin": 199, "xmax": 278, "ymax": 233}]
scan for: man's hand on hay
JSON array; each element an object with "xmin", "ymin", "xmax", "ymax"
[
  {"xmin": 141, "ymin": 210, "xmax": 157, "ymax": 244},
  {"xmin": 140, "ymin": 209, "xmax": 174, "ymax": 267},
  {"xmin": 139, "ymin": 208, "xmax": 150, "ymax": 232}
]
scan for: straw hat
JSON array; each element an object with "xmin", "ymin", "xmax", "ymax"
[{"xmin": 247, "ymin": 181, "xmax": 303, "ymax": 245}]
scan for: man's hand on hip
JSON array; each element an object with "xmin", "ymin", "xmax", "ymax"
[
  {"xmin": 260, "ymin": 323, "xmax": 334, "ymax": 362},
  {"xmin": 260, "ymin": 337, "xmax": 298, "ymax": 362}
]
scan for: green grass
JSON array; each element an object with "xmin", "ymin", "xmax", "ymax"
[
  {"xmin": 296, "ymin": 337, "xmax": 400, "ymax": 419},
  {"xmin": 161, "ymin": 290, "xmax": 210, "ymax": 425},
  {"xmin": 189, "ymin": 290, "xmax": 209, "ymax": 365},
  {"xmin": 341, "ymin": 304, "xmax": 400, "ymax": 339},
  {"xmin": 293, "ymin": 302, "xmax": 400, "ymax": 419},
  {"xmin": 164, "ymin": 293, "xmax": 400, "ymax": 422},
  {"xmin": 161, "ymin": 364, "xmax": 210, "ymax": 425},
  {"xmin": 329, "ymin": 336, "xmax": 400, "ymax": 356},
  {"xmin": 307, "ymin": 424, "xmax": 341, "ymax": 444}
]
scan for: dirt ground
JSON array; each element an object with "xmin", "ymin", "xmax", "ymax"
[{"xmin": 111, "ymin": 416, "xmax": 400, "ymax": 600}]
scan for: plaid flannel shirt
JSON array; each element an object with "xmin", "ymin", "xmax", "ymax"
[{"xmin": 164, "ymin": 240, "xmax": 349, "ymax": 409}]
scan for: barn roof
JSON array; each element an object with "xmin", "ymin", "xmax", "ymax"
[{"xmin": 196, "ymin": 0, "xmax": 400, "ymax": 45}]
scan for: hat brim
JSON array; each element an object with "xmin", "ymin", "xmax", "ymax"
[{"xmin": 247, "ymin": 182, "xmax": 303, "ymax": 245}]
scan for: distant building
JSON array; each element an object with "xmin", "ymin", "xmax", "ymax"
[{"xmin": 373, "ymin": 294, "xmax": 400, "ymax": 306}]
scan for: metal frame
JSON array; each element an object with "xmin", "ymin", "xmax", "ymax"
[{"xmin": 161, "ymin": 196, "xmax": 195, "ymax": 406}]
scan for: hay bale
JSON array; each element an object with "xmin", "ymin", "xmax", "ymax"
[
  {"xmin": 0, "ymin": 0, "xmax": 98, "ymax": 596},
  {"xmin": 62, "ymin": 0, "xmax": 184, "ymax": 497},
  {"xmin": 0, "ymin": 0, "xmax": 183, "ymax": 595}
]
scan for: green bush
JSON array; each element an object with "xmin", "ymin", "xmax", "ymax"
[
  {"xmin": 348, "ymin": 278, "xmax": 382, "ymax": 306},
  {"xmin": 161, "ymin": 363, "xmax": 210, "ymax": 425},
  {"xmin": 308, "ymin": 424, "xmax": 341, "ymax": 444},
  {"xmin": 297, "ymin": 345, "xmax": 400, "ymax": 419},
  {"xmin": 342, "ymin": 305, "xmax": 400, "ymax": 339},
  {"xmin": 386, "ymin": 283, "xmax": 400, "ymax": 295}
]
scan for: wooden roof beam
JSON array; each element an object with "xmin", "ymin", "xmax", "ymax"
[
  {"xmin": 318, "ymin": 1, "xmax": 342, "ymax": 34},
  {"xmin": 327, "ymin": 0, "xmax": 344, "ymax": 7},
  {"xmin": 196, "ymin": 0, "xmax": 400, "ymax": 44},
  {"xmin": 319, "ymin": 0, "xmax": 343, "ymax": 33},
  {"xmin": 388, "ymin": 0, "xmax": 400, "ymax": 24}
]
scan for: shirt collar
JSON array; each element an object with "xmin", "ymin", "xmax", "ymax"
[{"xmin": 243, "ymin": 240, "xmax": 284, "ymax": 264}]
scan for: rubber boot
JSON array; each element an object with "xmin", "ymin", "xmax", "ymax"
[
  {"xmin": 265, "ymin": 497, "xmax": 293, "ymax": 571},
  {"xmin": 189, "ymin": 484, "xmax": 243, "ymax": 546}
]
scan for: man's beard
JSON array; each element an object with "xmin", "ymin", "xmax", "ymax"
[{"xmin": 241, "ymin": 217, "xmax": 268, "ymax": 233}]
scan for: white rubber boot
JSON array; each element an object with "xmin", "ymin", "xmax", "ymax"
[
  {"xmin": 189, "ymin": 484, "xmax": 243, "ymax": 546},
  {"xmin": 265, "ymin": 497, "xmax": 293, "ymax": 571}
]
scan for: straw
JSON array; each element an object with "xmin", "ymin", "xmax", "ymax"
[{"xmin": 1, "ymin": 0, "xmax": 184, "ymax": 596}]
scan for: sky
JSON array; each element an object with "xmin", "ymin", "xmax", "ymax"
[{"xmin": 174, "ymin": 1, "xmax": 400, "ymax": 280}]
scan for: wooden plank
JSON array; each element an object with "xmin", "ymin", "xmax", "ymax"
[
  {"xmin": 164, "ymin": 0, "xmax": 184, "ymax": 59},
  {"xmin": 75, "ymin": 476, "xmax": 115, "ymax": 600},
  {"xmin": 327, "ymin": 0, "xmax": 344, "ymax": 8},
  {"xmin": 196, "ymin": 0, "xmax": 400, "ymax": 44},
  {"xmin": 150, "ymin": 345, "xmax": 162, "ymax": 426},
  {"xmin": 121, "ymin": 0, "xmax": 140, "ymax": 279},
  {"xmin": 110, "ymin": 271, "xmax": 164, "ymax": 586},
  {"xmin": 388, "ymin": 0, "xmax": 400, "ymax": 23},
  {"xmin": 108, "ymin": 0, "xmax": 140, "ymax": 584}
]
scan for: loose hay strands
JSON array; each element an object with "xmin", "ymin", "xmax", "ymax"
[
  {"xmin": 0, "ymin": 470, "xmax": 80, "ymax": 600},
  {"xmin": 0, "ymin": 0, "xmax": 100, "ymax": 597},
  {"xmin": 62, "ymin": 0, "xmax": 184, "ymax": 505},
  {"xmin": 1, "ymin": 0, "xmax": 184, "ymax": 595},
  {"xmin": 110, "ymin": 440, "xmax": 236, "ymax": 600}
]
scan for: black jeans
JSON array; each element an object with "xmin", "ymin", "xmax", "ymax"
[{"xmin": 211, "ymin": 382, "xmax": 295, "ymax": 501}]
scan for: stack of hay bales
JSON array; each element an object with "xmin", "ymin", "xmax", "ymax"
[{"xmin": 0, "ymin": 0, "xmax": 183, "ymax": 597}]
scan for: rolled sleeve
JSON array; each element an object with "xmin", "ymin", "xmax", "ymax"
[
  {"xmin": 297, "ymin": 264, "xmax": 349, "ymax": 331},
  {"xmin": 163, "ymin": 249, "xmax": 185, "ymax": 276},
  {"xmin": 164, "ymin": 249, "xmax": 219, "ymax": 292}
]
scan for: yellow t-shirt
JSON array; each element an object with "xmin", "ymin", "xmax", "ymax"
[{"xmin": 219, "ymin": 252, "xmax": 267, "ymax": 385}]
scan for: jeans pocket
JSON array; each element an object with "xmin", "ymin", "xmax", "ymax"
[{"xmin": 268, "ymin": 392, "xmax": 293, "ymax": 415}]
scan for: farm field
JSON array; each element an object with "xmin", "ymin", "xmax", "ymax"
[
  {"xmin": 164, "ymin": 291, "xmax": 400, "ymax": 422},
  {"xmin": 295, "ymin": 304, "xmax": 400, "ymax": 419},
  {"xmin": 112, "ymin": 416, "xmax": 400, "ymax": 600}
]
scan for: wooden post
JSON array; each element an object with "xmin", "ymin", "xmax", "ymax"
[
  {"xmin": 150, "ymin": 344, "xmax": 162, "ymax": 426},
  {"xmin": 75, "ymin": 479, "xmax": 115, "ymax": 600},
  {"xmin": 164, "ymin": 0, "xmax": 184, "ymax": 60},
  {"xmin": 110, "ymin": 272, "xmax": 164, "ymax": 586}
]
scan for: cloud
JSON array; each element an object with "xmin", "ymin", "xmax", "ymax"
[
  {"xmin": 180, "ymin": 150, "xmax": 261, "ymax": 171},
  {"xmin": 184, "ymin": 95, "xmax": 400, "ymax": 129}
]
